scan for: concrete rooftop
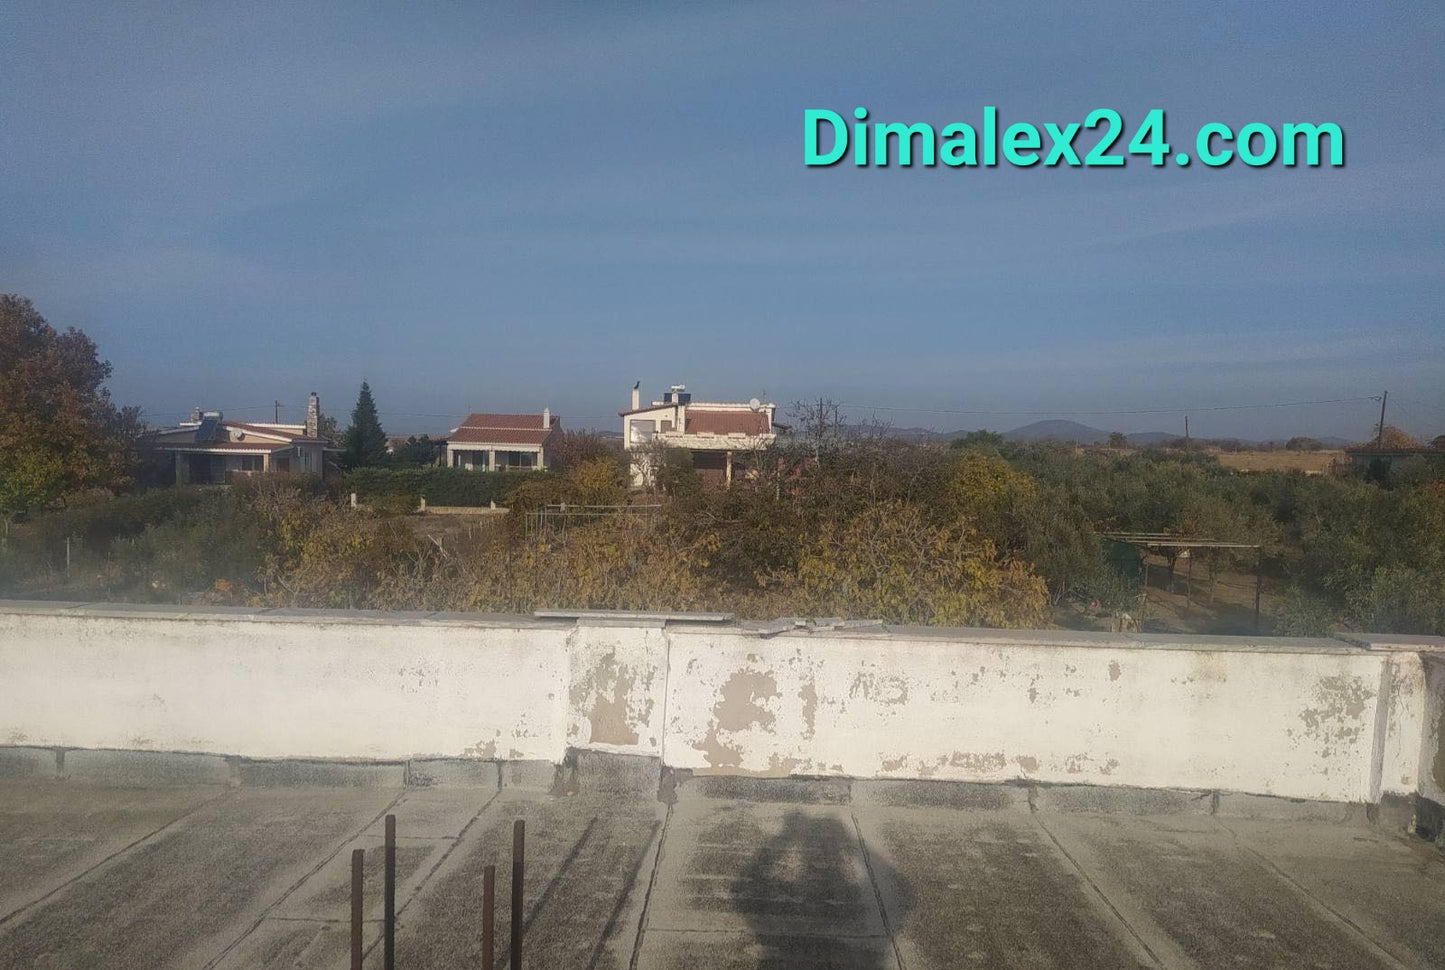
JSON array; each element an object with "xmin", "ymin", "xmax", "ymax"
[{"xmin": 1, "ymin": 756, "xmax": 1443, "ymax": 970}]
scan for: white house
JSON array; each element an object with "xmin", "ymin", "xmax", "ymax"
[
  {"xmin": 144, "ymin": 393, "xmax": 330, "ymax": 485},
  {"xmin": 445, "ymin": 410, "xmax": 559, "ymax": 471},
  {"xmin": 620, "ymin": 383, "xmax": 776, "ymax": 487}
]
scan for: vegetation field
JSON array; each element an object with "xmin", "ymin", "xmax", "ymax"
[
  {"xmin": 4, "ymin": 426, "xmax": 1444, "ymax": 637},
  {"xmin": 5, "ymin": 289, "xmax": 1443, "ymax": 636},
  {"xmin": 1215, "ymin": 449, "xmax": 1345, "ymax": 475}
]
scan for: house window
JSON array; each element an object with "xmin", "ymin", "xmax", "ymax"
[
  {"xmin": 237, "ymin": 455, "xmax": 264, "ymax": 472},
  {"xmin": 496, "ymin": 450, "xmax": 536, "ymax": 469},
  {"xmin": 630, "ymin": 419, "xmax": 656, "ymax": 444},
  {"xmin": 453, "ymin": 449, "xmax": 490, "ymax": 470}
]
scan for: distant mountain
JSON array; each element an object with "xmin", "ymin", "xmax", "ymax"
[
  {"xmin": 875, "ymin": 420, "xmax": 1356, "ymax": 448},
  {"xmin": 1003, "ymin": 420, "xmax": 1104, "ymax": 442},
  {"xmin": 880, "ymin": 425, "xmax": 955, "ymax": 442},
  {"xmin": 1000, "ymin": 420, "xmax": 1174, "ymax": 444}
]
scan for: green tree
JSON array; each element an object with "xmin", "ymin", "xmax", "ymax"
[
  {"xmin": 389, "ymin": 435, "xmax": 436, "ymax": 467},
  {"xmin": 316, "ymin": 412, "xmax": 342, "ymax": 447},
  {"xmin": 342, "ymin": 381, "xmax": 388, "ymax": 468},
  {"xmin": 951, "ymin": 429, "xmax": 1004, "ymax": 451},
  {"xmin": 0, "ymin": 294, "xmax": 139, "ymax": 521}
]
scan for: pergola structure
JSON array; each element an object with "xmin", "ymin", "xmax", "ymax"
[{"xmin": 1100, "ymin": 532, "xmax": 1265, "ymax": 633}]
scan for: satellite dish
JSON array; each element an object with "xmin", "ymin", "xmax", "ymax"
[{"xmin": 748, "ymin": 397, "xmax": 762, "ymax": 411}]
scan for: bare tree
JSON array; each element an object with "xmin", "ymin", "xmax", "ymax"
[{"xmin": 788, "ymin": 397, "xmax": 844, "ymax": 459}]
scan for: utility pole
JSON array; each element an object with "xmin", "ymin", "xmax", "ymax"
[
  {"xmin": 1375, "ymin": 391, "xmax": 1388, "ymax": 448},
  {"xmin": 1184, "ymin": 415, "xmax": 1190, "ymax": 451},
  {"xmin": 274, "ymin": 400, "xmax": 282, "ymax": 422}
]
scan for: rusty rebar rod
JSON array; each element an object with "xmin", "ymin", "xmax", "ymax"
[
  {"xmin": 350, "ymin": 848, "xmax": 364, "ymax": 970},
  {"xmin": 482, "ymin": 864, "xmax": 496, "ymax": 970},
  {"xmin": 511, "ymin": 819, "xmax": 525, "ymax": 970},
  {"xmin": 384, "ymin": 814, "xmax": 396, "ymax": 970}
]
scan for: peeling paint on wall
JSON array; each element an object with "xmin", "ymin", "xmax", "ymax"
[
  {"xmin": 1298, "ymin": 675, "xmax": 1375, "ymax": 760},
  {"xmin": 569, "ymin": 647, "xmax": 642, "ymax": 747},
  {"xmin": 849, "ymin": 669, "xmax": 909, "ymax": 706},
  {"xmin": 462, "ymin": 734, "xmax": 499, "ymax": 759},
  {"xmin": 4, "ymin": 608, "xmax": 1441, "ymax": 803},
  {"xmin": 799, "ymin": 679, "xmax": 818, "ymax": 740},
  {"xmin": 949, "ymin": 751, "xmax": 1006, "ymax": 771},
  {"xmin": 691, "ymin": 668, "xmax": 782, "ymax": 769},
  {"xmin": 766, "ymin": 754, "xmax": 805, "ymax": 776}
]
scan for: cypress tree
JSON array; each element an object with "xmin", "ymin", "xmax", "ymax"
[{"xmin": 343, "ymin": 380, "xmax": 388, "ymax": 468}]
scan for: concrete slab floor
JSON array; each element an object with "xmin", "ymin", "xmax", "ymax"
[{"xmin": 1, "ymin": 775, "xmax": 1443, "ymax": 970}]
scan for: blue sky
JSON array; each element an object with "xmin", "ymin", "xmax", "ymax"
[{"xmin": 2, "ymin": 2, "xmax": 1442, "ymax": 439}]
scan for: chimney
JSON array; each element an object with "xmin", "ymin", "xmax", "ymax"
[
  {"xmin": 190, "ymin": 406, "xmax": 201, "ymax": 423},
  {"xmin": 542, "ymin": 406, "xmax": 551, "ymax": 428},
  {"xmin": 306, "ymin": 392, "xmax": 320, "ymax": 438},
  {"xmin": 631, "ymin": 381, "xmax": 641, "ymax": 411}
]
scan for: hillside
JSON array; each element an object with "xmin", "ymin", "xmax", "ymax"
[
  {"xmin": 878, "ymin": 420, "xmax": 1358, "ymax": 449},
  {"xmin": 1001, "ymin": 420, "xmax": 1173, "ymax": 445}
]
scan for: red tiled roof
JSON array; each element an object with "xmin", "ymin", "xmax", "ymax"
[
  {"xmin": 449, "ymin": 427, "xmax": 555, "ymax": 446},
  {"xmin": 150, "ymin": 442, "xmax": 291, "ymax": 453},
  {"xmin": 458, "ymin": 413, "xmax": 557, "ymax": 431},
  {"xmin": 448, "ymin": 412, "xmax": 559, "ymax": 447},
  {"xmin": 685, "ymin": 409, "xmax": 771, "ymax": 435}
]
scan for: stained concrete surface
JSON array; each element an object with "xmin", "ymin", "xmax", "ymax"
[{"xmin": 1, "ymin": 770, "xmax": 1444, "ymax": 970}]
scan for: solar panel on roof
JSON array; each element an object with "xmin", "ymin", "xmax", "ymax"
[{"xmin": 196, "ymin": 415, "xmax": 222, "ymax": 442}]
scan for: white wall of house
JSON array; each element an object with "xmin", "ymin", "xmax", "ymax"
[
  {"xmin": 169, "ymin": 442, "xmax": 324, "ymax": 483},
  {"xmin": 623, "ymin": 402, "xmax": 776, "ymax": 487}
]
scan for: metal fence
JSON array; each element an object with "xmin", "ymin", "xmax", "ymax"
[{"xmin": 523, "ymin": 504, "xmax": 661, "ymax": 542}]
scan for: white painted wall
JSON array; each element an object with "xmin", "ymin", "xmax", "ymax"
[
  {"xmin": 664, "ymin": 629, "xmax": 1397, "ymax": 801},
  {"xmin": 0, "ymin": 607, "xmax": 571, "ymax": 762},
  {"xmin": 0, "ymin": 603, "xmax": 1441, "ymax": 805}
]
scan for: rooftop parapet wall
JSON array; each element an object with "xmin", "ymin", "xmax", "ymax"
[{"xmin": 0, "ymin": 601, "xmax": 1440, "ymax": 806}]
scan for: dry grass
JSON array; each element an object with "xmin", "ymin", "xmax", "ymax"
[
  {"xmin": 398, "ymin": 510, "xmax": 506, "ymax": 548},
  {"xmin": 1215, "ymin": 449, "xmax": 1345, "ymax": 474}
]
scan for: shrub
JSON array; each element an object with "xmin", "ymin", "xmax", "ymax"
[
  {"xmin": 345, "ymin": 468, "xmax": 550, "ymax": 507},
  {"xmin": 1273, "ymin": 587, "xmax": 1338, "ymax": 636},
  {"xmin": 25, "ymin": 488, "xmax": 213, "ymax": 552},
  {"xmin": 763, "ymin": 502, "xmax": 1049, "ymax": 627}
]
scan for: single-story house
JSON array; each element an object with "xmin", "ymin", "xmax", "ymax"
[
  {"xmin": 620, "ymin": 383, "xmax": 776, "ymax": 487},
  {"xmin": 446, "ymin": 410, "xmax": 559, "ymax": 471},
  {"xmin": 143, "ymin": 393, "xmax": 331, "ymax": 485}
]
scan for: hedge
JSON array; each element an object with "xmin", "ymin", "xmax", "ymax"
[{"xmin": 344, "ymin": 468, "xmax": 550, "ymax": 507}]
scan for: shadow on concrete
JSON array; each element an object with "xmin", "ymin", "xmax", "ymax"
[{"xmin": 732, "ymin": 810, "xmax": 904, "ymax": 969}]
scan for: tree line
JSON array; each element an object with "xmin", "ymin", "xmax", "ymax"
[{"xmin": 3, "ymin": 293, "xmax": 1443, "ymax": 634}]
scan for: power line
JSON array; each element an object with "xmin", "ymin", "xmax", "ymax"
[
  {"xmin": 135, "ymin": 394, "xmax": 1388, "ymax": 427},
  {"xmin": 833, "ymin": 395, "xmax": 1381, "ymax": 418}
]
